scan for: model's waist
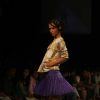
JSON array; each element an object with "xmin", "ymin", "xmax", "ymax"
[
  {"xmin": 38, "ymin": 66, "xmax": 60, "ymax": 72},
  {"xmin": 44, "ymin": 66, "xmax": 60, "ymax": 70}
]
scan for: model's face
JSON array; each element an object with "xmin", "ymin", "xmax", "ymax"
[{"xmin": 48, "ymin": 23, "xmax": 59, "ymax": 37}]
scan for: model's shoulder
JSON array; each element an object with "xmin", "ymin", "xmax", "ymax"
[{"xmin": 55, "ymin": 37, "xmax": 64, "ymax": 43}]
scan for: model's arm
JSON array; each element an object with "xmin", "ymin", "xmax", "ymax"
[
  {"xmin": 44, "ymin": 40, "xmax": 69, "ymax": 67},
  {"xmin": 44, "ymin": 57, "xmax": 68, "ymax": 67}
]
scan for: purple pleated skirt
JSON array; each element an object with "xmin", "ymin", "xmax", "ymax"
[{"xmin": 34, "ymin": 70, "xmax": 74, "ymax": 96}]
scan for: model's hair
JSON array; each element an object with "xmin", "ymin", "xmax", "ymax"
[{"xmin": 48, "ymin": 19, "xmax": 64, "ymax": 32}]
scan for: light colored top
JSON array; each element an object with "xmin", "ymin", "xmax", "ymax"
[{"xmin": 37, "ymin": 36, "xmax": 69, "ymax": 72}]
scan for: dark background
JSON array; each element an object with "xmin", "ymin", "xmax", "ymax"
[
  {"xmin": 0, "ymin": 0, "xmax": 99, "ymax": 72},
  {"xmin": 1, "ymin": 0, "xmax": 91, "ymax": 34}
]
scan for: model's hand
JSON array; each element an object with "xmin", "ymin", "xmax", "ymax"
[
  {"xmin": 44, "ymin": 57, "xmax": 67, "ymax": 68},
  {"xmin": 44, "ymin": 61, "xmax": 52, "ymax": 67}
]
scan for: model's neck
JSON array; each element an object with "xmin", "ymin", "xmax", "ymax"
[{"xmin": 55, "ymin": 33, "xmax": 61, "ymax": 39}]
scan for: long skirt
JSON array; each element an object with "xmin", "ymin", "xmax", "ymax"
[{"xmin": 34, "ymin": 70, "xmax": 75, "ymax": 96}]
